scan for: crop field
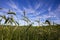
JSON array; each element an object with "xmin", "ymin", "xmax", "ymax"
[
  {"xmin": 0, "ymin": 25, "xmax": 60, "ymax": 40},
  {"xmin": 0, "ymin": 0, "xmax": 60, "ymax": 40}
]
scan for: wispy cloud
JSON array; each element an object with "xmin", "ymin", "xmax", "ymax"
[
  {"xmin": 7, "ymin": 0, "xmax": 23, "ymax": 14},
  {"xmin": 6, "ymin": 0, "xmax": 60, "ymax": 25},
  {"xmin": 34, "ymin": 3, "xmax": 41, "ymax": 10},
  {"xmin": 54, "ymin": 5, "xmax": 60, "ymax": 18},
  {"xmin": 23, "ymin": 7, "xmax": 35, "ymax": 14}
]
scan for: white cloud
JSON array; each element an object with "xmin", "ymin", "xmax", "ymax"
[
  {"xmin": 48, "ymin": 6, "xmax": 52, "ymax": 12},
  {"xmin": 35, "ymin": 3, "xmax": 41, "ymax": 10},
  {"xmin": 6, "ymin": 0, "xmax": 60, "ymax": 25},
  {"xmin": 7, "ymin": 0, "xmax": 23, "ymax": 15},
  {"xmin": 8, "ymin": 2, "xmax": 17, "ymax": 9},
  {"xmin": 23, "ymin": 7, "xmax": 35, "ymax": 14}
]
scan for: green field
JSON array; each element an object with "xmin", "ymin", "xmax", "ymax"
[
  {"xmin": 0, "ymin": 6, "xmax": 60, "ymax": 40},
  {"xmin": 0, "ymin": 25, "xmax": 60, "ymax": 40}
]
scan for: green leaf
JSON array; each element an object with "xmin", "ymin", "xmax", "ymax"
[
  {"xmin": 7, "ymin": 12, "xmax": 16, "ymax": 15},
  {"xmin": 4, "ymin": 17, "xmax": 9, "ymax": 24}
]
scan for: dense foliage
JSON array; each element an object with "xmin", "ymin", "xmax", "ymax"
[{"xmin": 0, "ymin": 25, "xmax": 60, "ymax": 40}]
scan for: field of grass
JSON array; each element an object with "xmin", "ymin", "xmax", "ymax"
[{"xmin": 0, "ymin": 25, "xmax": 60, "ymax": 40}]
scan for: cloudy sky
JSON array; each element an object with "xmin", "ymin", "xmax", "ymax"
[{"xmin": 0, "ymin": 0, "xmax": 60, "ymax": 26}]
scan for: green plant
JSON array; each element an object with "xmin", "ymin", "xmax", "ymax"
[
  {"xmin": 22, "ymin": 10, "xmax": 31, "ymax": 26},
  {"xmin": 45, "ymin": 20, "xmax": 51, "ymax": 26}
]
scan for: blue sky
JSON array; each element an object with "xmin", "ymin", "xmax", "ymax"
[{"xmin": 0, "ymin": 0, "xmax": 60, "ymax": 26}]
